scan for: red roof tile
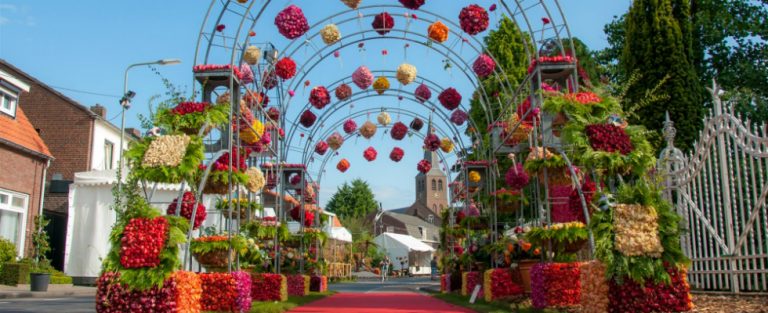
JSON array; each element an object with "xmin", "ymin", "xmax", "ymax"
[{"xmin": 0, "ymin": 106, "xmax": 52, "ymax": 158}]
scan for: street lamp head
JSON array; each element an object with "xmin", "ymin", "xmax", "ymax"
[{"xmin": 157, "ymin": 58, "xmax": 182, "ymax": 65}]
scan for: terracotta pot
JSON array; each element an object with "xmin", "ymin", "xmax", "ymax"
[
  {"xmin": 517, "ymin": 259, "xmax": 539, "ymax": 293},
  {"xmin": 193, "ymin": 249, "xmax": 235, "ymax": 271}
]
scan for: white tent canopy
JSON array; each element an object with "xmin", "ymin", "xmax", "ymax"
[{"xmin": 373, "ymin": 232, "xmax": 434, "ymax": 275}]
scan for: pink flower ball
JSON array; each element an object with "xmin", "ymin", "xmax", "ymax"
[
  {"xmin": 415, "ymin": 84, "xmax": 432, "ymax": 103},
  {"xmin": 309, "ymin": 86, "xmax": 331, "ymax": 109},
  {"xmin": 274, "ymin": 5, "xmax": 310, "ymax": 39},
  {"xmin": 343, "ymin": 119, "xmax": 358, "ymax": 134},
  {"xmin": 438, "ymin": 88, "xmax": 462, "ymax": 111},
  {"xmin": 352, "ymin": 66, "xmax": 374, "ymax": 90},
  {"xmin": 459, "ymin": 4, "xmax": 489, "ymax": 35},
  {"xmin": 505, "ymin": 163, "xmax": 529, "ymax": 189},
  {"xmin": 473, "ymin": 54, "xmax": 496, "ymax": 78},
  {"xmin": 450, "ymin": 110, "xmax": 468, "ymax": 126}
]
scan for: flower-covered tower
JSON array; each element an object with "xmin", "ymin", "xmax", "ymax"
[{"xmin": 415, "ymin": 119, "xmax": 448, "ymax": 215}]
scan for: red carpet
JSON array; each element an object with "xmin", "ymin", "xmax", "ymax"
[{"xmin": 288, "ymin": 292, "xmax": 475, "ymax": 313}]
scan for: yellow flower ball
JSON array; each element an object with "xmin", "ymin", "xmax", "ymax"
[
  {"xmin": 468, "ymin": 170, "xmax": 481, "ymax": 183},
  {"xmin": 373, "ymin": 76, "xmax": 390, "ymax": 95}
]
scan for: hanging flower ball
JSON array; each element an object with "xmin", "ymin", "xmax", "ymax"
[
  {"xmin": 391, "ymin": 122, "xmax": 408, "ymax": 140},
  {"xmin": 275, "ymin": 57, "xmax": 297, "ymax": 80},
  {"xmin": 343, "ymin": 119, "xmax": 358, "ymax": 134},
  {"xmin": 381, "ymin": 49, "xmax": 389, "ymax": 56},
  {"xmin": 489, "ymin": 4, "xmax": 497, "ymax": 11},
  {"xmin": 424, "ymin": 133, "xmax": 441, "ymax": 152},
  {"xmin": 300, "ymin": 110, "xmax": 317, "ymax": 128},
  {"xmin": 320, "ymin": 24, "xmax": 342, "ymax": 45},
  {"xmin": 516, "ymin": 97, "xmax": 540, "ymax": 125},
  {"xmin": 216, "ymin": 24, "xmax": 226, "ymax": 32},
  {"xmin": 274, "ymin": 5, "xmax": 310, "ymax": 39},
  {"xmin": 505, "ymin": 163, "xmax": 529, "ymax": 189},
  {"xmin": 340, "ymin": 0, "xmax": 361, "ymax": 9},
  {"xmin": 450, "ymin": 110, "xmax": 468, "ymax": 126},
  {"xmin": 468, "ymin": 170, "xmax": 482, "ymax": 183},
  {"xmin": 415, "ymin": 84, "xmax": 432, "ymax": 103},
  {"xmin": 390, "ymin": 147, "xmax": 404, "ymax": 162},
  {"xmin": 360, "ymin": 121, "xmax": 377, "ymax": 139},
  {"xmin": 266, "ymin": 107, "xmax": 280, "ymax": 122},
  {"xmin": 245, "ymin": 167, "xmax": 266, "ymax": 192},
  {"xmin": 417, "ymin": 159, "xmax": 432, "ymax": 173},
  {"xmin": 262, "ymin": 70, "xmax": 278, "ymax": 90},
  {"xmin": 309, "ymin": 86, "xmax": 331, "ymax": 109},
  {"xmin": 396, "ymin": 63, "xmax": 417, "ymax": 85},
  {"xmin": 377, "ymin": 112, "xmax": 392, "ymax": 126},
  {"xmin": 336, "ymin": 83, "xmax": 353, "ymax": 101},
  {"xmin": 410, "ymin": 118, "xmax": 424, "ymax": 131},
  {"xmin": 473, "ymin": 54, "xmax": 496, "ymax": 78},
  {"xmin": 459, "ymin": 4, "xmax": 489, "ymax": 35},
  {"xmin": 244, "ymin": 46, "xmax": 262, "ymax": 65},
  {"xmin": 166, "ymin": 192, "xmax": 207, "ymax": 230},
  {"xmin": 440, "ymin": 137, "xmax": 454, "ymax": 153},
  {"xmin": 363, "ymin": 147, "xmax": 378, "ymax": 161},
  {"xmin": 337, "ymin": 158, "xmax": 351, "ymax": 172},
  {"xmin": 427, "ymin": 20, "xmax": 449, "ymax": 43},
  {"xmin": 352, "ymin": 66, "xmax": 374, "ymax": 90},
  {"xmin": 438, "ymin": 88, "xmax": 462, "ymax": 110},
  {"xmin": 327, "ymin": 132, "xmax": 345, "ymax": 150},
  {"xmin": 399, "ymin": 0, "xmax": 425, "ymax": 10},
  {"xmin": 373, "ymin": 76, "xmax": 390, "ymax": 95},
  {"xmin": 372, "ymin": 12, "xmax": 395, "ymax": 35},
  {"xmin": 315, "ymin": 140, "xmax": 329, "ymax": 155}
]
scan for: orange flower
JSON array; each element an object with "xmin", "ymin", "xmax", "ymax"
[
  {"xmin": 533, "ymin": 248, "xmax": 541, "ymax": 255},
  {"xmin": 428, "ymin": 21, "xmax": 449, "ymax": 43},
  {"xmin": 520, "ymin": 241, "xmax": 532, "ymax": 252}
]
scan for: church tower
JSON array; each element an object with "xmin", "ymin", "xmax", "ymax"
[{"xmin": 415, "ymin": 120, "xmax": 448, "ymax": 216}]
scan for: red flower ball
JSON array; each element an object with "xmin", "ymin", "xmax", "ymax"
[
  {"xmin": 300, "ymin": 110, "xmax": 317, "ymax": 128},
  {"xmin": 171, "ymin": 102, "xmax": 210, "ymax": 115},
  {"xmin": 309, "ymin": 86, "xmax": 331, "ymax": 109},
  {"xmin": 424, "ymin": 133, "xmax": 441, "ymax": 151},
  {"xmin": 438, "ymin": 88, "xmax": 462, "ymax": 110},
  {"xmin": 459, "ymin": 4, "xmax": 489, "ymax": 35},
  {"xmin": 399, "ymin": 0, "xmax": 425, "ymax": 10},
  {"xmin": 167, "ymin": 191, "xmax": 207, "ymax": 230},
  {"xmin": 267, "ymin": 107, "xmax": 280, "ymax": 121},
  {"xmin": 390, "ymin": 147, "xmax": 404, "ymax": 162},
  {"xmin": 275, "ymin": 57, "xmax": 297, "ymax": 80},
  {"xmin": 415, "ymin": 84, "xmax": 432, "ymax": 103},
  {"xmin": 119, "ymin": 217, "xmax": 168, "ymax": 269},
  {"xmin": 290, "ymin": 206, "xmax": 315, "ymax": 227},
  {"xmin": 450, "ymin": 110, "xmax": 468, "ymax": 126},
  {"xmin": 372, "ymin": 12, "xmax": 395, "ymax": 35},
  {"xmin": 417, "ymin": 159, "xmax": 432, "ymax": 173},
  {"xmin": 261, "ymin": 70, "xmax": 278, "ymax": 90},
  {"xmin": 363, "ymin": 146, "xmax": 378, "ymax": 162},
  {"xmin": 391, "ymin": 122, "xmax": 408, "ymax": 140},
  {"xmin": 337, "ymin": 159, "xmax": 350, "ymax": 172},
  {"xmin": 315, "ymin": 140, "xmax": 329, "ymax": 155},
  {"xmin": 505, "ymin": 163, "xmax": 529, "ymax": 190},
  {"xmin": 335, "ymin": 83, "xmax": 352, "ymax": 101},
  {"xmin": 343, "ymin": 119, "xmax": 358, "ymax": 134},
  {"xmin": 516, "ymin": 97, "xmax": 540, "ymax": 125},
  {"xmin": 410, "ymin": 118, "xmax": 424, "ymax": 131},
  {"xmin": 274, "ymin": 5, "xmax": 309, "ymax": 39},
  {"xmin": 473, "ymin": 54, "xmax": 496, "ymax": 78}
]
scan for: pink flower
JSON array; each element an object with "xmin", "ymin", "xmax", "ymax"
[
  {"xmin": 489, "ymin": 4, "xmax": 497, "ymax": 12},
  {"xmin": 415, "ymin": 84, "xmax": 432, "ymax": 103},
  {"xmin": 309, "ymin": 86, "xmax": 331, "ymax": 109},
  {"xmin": 315, "ymin": 140, "xmax": 329, "ymax": 155},
  {"xmin": 450, "ymin": 110, "xmax": 468, "ymax": 126},
  {"xmin": 473, "ymin": 54, "xmax": 496, "ymax": 78},
  {"xmin": 423, "ymin": 133, "xmax": 441, "ymax": 152},
  {"xmin": 274, "ymin": 5, "xmax": 309, "ymax": 39},
  {"xmin": 352, "ymin": 66, "xmax": 374, "ymax": 89},
  {"xmin": 459, "ymin": 4, "xmax": 489, "ymax": 35}
]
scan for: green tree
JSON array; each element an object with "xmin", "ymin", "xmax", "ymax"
[
  {"xmin": 621, "ymin": 0, "xmax": 704, "ymax": 151},
  {"xmin": 562, "ymin": 37, "xmax": 603, "ymax": 89},
  {"xmin": 325, "ymin": 179, "xmax": 378, "ymax": 219}
]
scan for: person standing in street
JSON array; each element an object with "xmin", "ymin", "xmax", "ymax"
[
  {"xmin": 430, "ymin": 256, "xmax": 438, "ymax": 280},
  {"xmin": 380, "ymin": 256, "xmax": 390, "ymax": 282}
]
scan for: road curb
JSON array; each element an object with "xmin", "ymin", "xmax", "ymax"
[{"xmin": 0, "ymin": 291, "xmax": 95, "ymax": 299}]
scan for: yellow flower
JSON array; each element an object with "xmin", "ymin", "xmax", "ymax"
[{"xmin": 468, "ymin": 171, "xmax": 481, "ymax": 183}]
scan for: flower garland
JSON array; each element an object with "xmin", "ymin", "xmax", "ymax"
[
  {"xmin": 309, "ymin": 86, "xmax": 331, "ymax": 109},
  {"xmin": 417, "ymin": 159, "xmax": 432, "ymax": 173},
  {"xmin": 390, "ymin": 147, "xmax": 404, "ymax": 162},
  {"xmin": 372, "ymin": 12, "xmax": 394, "ymax": 35},
  {"xmin": 459, "ymin": 4, "xmax": 489, "ymax": 35},
  {"xmin": 352, "ymin": 66, "xmax": 374, "ymax": 90},
  {"xmin": 440, "ymin": 137, "xmax": 454, "ymax": 153},
  {"xmin": 450, "ymin": 109, "xmax": 468, "ymax": 126},
  {"xmin": 377, "ymin": 112, "xmax": 391, "ymax": 126},
  {"xmin": 363, "ymin": 146, "xmax": 378, "ymax": 161},
  {"xmin": 585, "ymin": 124, "xmax": 634, "ymax": 155},
  {"xmin": 373, "ymin": 76, "xmax": 390, "ymax": 95},
  {"xmin": 410, "ymin": 117, "xmax": 424, "ymax": 131},
  {"xmin": 391, "ymin": 121, "xmax": 408, "ymax": 140},
  {"xmin": 473, "ymin": 54, "xmax": 496, "ymax": 78},
  {"xmin": 428, "ymin": 21, "xmax": 449, "ymax": 43},
  {"xmin": 337, "ymin": 159, "xmax": 350, "ymax": 172},
  {"xmin": 415, "ymin": 84, "xmax": 432, "ymax": 103},
  {"xmin": 360, "ymin": 121, "xmax": 377, "ymax": 139},
  {"xmin": 438, "ymin": 88, "xmax": 462, "ymax": 110},
  {"xmin": 120, "ymin": 217, "xmax": 168, "ymax": 268},
  {"xmin": 579, "ymin": 261, "xmax": 609, "ymax": 313},
  {"xmin": 320, "ymin": 24, "xmax": 341, "ymax": 45},
  {"xmin": 274, "ymin": 5, "xmax": 309, "ymax": 39},
  {"xmin": 424, "ymin": 133, "xmax": 441, "ymax": 151},
  {"xmin": 396, "ymin": 63, "xmax": 417, "ymax": 85},
  {"xmin": 336, "ymin": 83, "xmax": 353, "ymax": 101},
  {"xmin": 327, "ymin": 132, "xmax": 345, "ymax": 150},
  {"xmin": 613, "ymin": 203, "xmax": 664, "ymax": 257},
  {"xmin": 251, "ymin": 273, "xmax": 288, "ymax": 302},
  {"xmin": 527, "ymin": 55, "xmax": 575, "ymax": 73},
  {"xmin": 399, "ymin": 0, "xmax": 425, "ymax": 9},
  {"xmin": 275, "ymin": 57, "xmax": 297, "ymax": 80},
  {"xmin": 244, "ymin": 45, "xmax": 261, "ymax": 65},
  {"xmin": 343, "ymin": 119, "xmax": 358, "ymax": 134},
  {"xmin": 166, "ymin": 191, "xmax": 206, "ymax": 230},
  {"xmin": 483, "ymin": 268, "xmax": 523, "ymax": 302},
  {"xmin": 531, "ymin": 263, "xmax": 581, "ymax": 308},
  {"xmin": 315, "ymin": 140, "xmax": 329, "ymax": 155},
  {"xmin": 505, "ymin": 163, "xmax": 529, "ymax": 189},
  {"xmin": 299, "ymin": 110, "xmax": 317, "ymax": 128},
  {"xmin": 245, "ymin": 167, "xmax": 266, "ymax": 192}
]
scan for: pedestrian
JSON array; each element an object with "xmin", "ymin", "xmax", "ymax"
[
  {"xmin": 380, "ymin": 256, "xmax": 390, "ymax": 282},
  {"xmin": 430, "ymin": 256, "xmax": 438, "ymax": 280}
]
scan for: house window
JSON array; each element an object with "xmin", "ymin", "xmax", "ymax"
[
  {"xmin": 438, "ymin": 179, "xmax": 443, "ymax": 190},
  {"xmin": 104, "ymin": 140, "xmax": 115, "ymax": 170},
  {"xmin": 431, "ymin": 179, "xmax": 436, "ymax": 191},
  {"xmin": 418, "ymin": 226, "xmax": 427, "ymax": 240},
  {"xmin": 427, "ymin": 214, "xmax": 434, "ymax": 224},
  {"xmin": 0, "ymin": 189, "xmax": 29, "ymax": 257},
  {"xmin": 0, "ymin": 87, "xmax": 18, "ymax": 117}
]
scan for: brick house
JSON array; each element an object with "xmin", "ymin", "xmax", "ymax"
[
  {"xmin": 0, "ymin": 67, "xmax": 53, "ymax": 258},
  {"xmin": 0, "ymin": 59, "xmax": 136, "ymax": 269}
]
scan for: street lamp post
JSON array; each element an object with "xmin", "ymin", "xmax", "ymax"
[{"xmin": 116, "ymin": 59, "xmax": 181, "ymax": 202}]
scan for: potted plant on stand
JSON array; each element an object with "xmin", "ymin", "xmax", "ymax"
[{"xmin": 30, "ymin": 215, "xmax": 51, "ymax": 292}]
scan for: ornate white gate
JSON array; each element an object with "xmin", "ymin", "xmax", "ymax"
[{"xmin": 659, "ymin": 81, "xmax": 768, "ymax": 294}]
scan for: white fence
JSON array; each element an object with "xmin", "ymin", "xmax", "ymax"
[{"xmin": 659, "ymin": 81, "xmax": 768, "ymax": 294}]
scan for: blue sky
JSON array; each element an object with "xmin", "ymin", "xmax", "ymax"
[{"xmin": 0, "ymin": 0, "xmax": 630, "ymax": 210}]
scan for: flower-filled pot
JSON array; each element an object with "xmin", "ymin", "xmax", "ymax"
[
  {"xmin": 525, "ymin": 222, "xmax": 588, "ymax": 260},
  {"xmin": 493, "ymin": 188, "xmax": 522, "ymax": 213},
  {"xmin": 503, "ymin": 115, "xmax": 533, "ymax": 146},
  {"xmin": 216, "ymin": 198, "xmax": 262, "ymax": 222},
  {"xmin": 191, "ymin": 235, "xmax": 246, "ymax": 272},
  {"xmin": 155, "ymin": 102, "xmax": 229, "ymax": 136}
]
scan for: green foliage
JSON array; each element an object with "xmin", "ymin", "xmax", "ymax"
[
  {"xmin": 190, "ymin": 235, "xmax": 247, "ymax": 255},
  {"xmin": 0, "ymin": 237, "xmax": 16, "ymax": 270},
  {"xmin": 31, "ymin": 215, "xmax": 51, "ymax": 267},
  {"xmin": 325, "ymin": 179, "xmax": 378, "ymax": 219},
  {"xmin": 138, "ymin": 66, "xmax": 194, "ymax": 132},
  {"xmin": 124, "ymin": 135, "xmax": 205, "ymax": 184},
  {"xmin": 562, "ymin": 37, "xmax": 603, "ymax": 88},
  {"xmin": 522, "ymin": 155, "xmax": 566, "ymax": 174},
  {"xmin": 154, "ymin": 102, "xmax": 230, "ymax": 134},
  {"xmin": 590, "ymin": 179, "xmax": 689, "ymax": 285},
  {"xmin": 205, "ymin": 169, "xmax": 249, "ymax": 187},
  {"xmin": 0, "ymin": 262, "xmax": 30, "ymax": 286},
  {"xmin": 50, "ymin": 274, "xmax": 72, "ymax": 284},
  {"xmin": 101, "ymin": 197, "xmax": 190, "ymax": 291}
]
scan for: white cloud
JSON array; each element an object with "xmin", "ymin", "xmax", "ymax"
[{"xmin": 0, "ymin": 4, "xmax": 18, "ymax": 12}]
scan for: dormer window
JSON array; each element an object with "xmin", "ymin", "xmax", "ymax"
[{"xmin": 0, "ymin": 86, "xmax": 18, "ymax": 118}]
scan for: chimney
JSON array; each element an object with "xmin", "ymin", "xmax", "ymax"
[
  {"xmin": 90, "ymin": 104, "xmax": 107, "ymax": 118},
  {"xmin": 125, "ymin": 128, "xmax": 142, "ymax": 139}
]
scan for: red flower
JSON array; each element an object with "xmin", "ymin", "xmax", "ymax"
[
  {"xmin": 170, "ymin": 102, "xmax": 210, "ymax": 115},
  {"xmin": 438, "ymin": 88, "xmax": 462, "ymax": 110},
  {"xmin": 415, "ymin": 84, "xmax": 432, "ymax": 103},
  {"xmin": 275, "ymin": 57, "xmax": 297, "ymax": 80},
  {"xmin": 473, "ymin": 54, "xmax": 496, "ymax": 78},
  {"xmin": 423, "ymin": 133, "xmax": 441, "ymax": 152},
  {"xmin": 391, "ymin": 122, "xmax": 408, "ymax": 140},
  {"xmin": 287, "ymin": 274, "xmax": 307, "ymax": 296},
  {"xmin": 216, "ymin": 24, "xmax": 226, "ymax": 32},
  {"xmin": 399, "ymin": 0, "xmax": 425, "ymax": 10},
  {"xmin": 261, "ymin": 70, "xmax": 278, "ymax": 90},
  {"xmin": 363, "ymin": 146, "xmax": 378, "ymax": 161},
  {"xmin": 274, "ymin": 5, "xmax": 309, "ymax": 39},
  {"xmin": 335, "ymin": 83, "xmax": 353, "ymax": 101},
  {"xmin": 417, "ymin": 159, "xmax": 432, "ymax": 173},
  {"xmin": 251, "ymin": 273, "xmax": 286, "ymax": 302},
  {"xmin": 585, "ymin": 124, "xmax": 633, "ymax": 155},
  {"xmin": 166, "ymin": 191, "xmax": 207, "ymax": 230},
  {"xmin": 542, "ymin": 17, "xmax": 551, "ymax": 24},
  {"xmin": 337, "ymin": 159, "xmax": 350, "ymax": 172},
  {"xmin": 505, "ymin": 163, "xmax": 529, "ymax": 190},
  {"xmin": 531, "ymin": 263, "xmax": 581, "ymax": 308},
  {"xmin": 410, "ymin": 118, "xmax": 424, "ymax": 131},
  {"xmin": 300, "ymin": 110, "xmax": 317, "ymax": 128},
  {"xmin": 343, "ymin": 119, "xmax": 358, "ymax": 134},
  {"xmin": 516, "ymin": 97, "xmax": 540, "ymax": 125},
  {"xmin": 309, "ymin": 86, "xmax": 331, "ymax": 109},
  {"xmin": 389, "ymin": 147, "xmax": 404, "ymax": 162},
  {"xmin": 315, "ymin": 140, "xmax": 329, "ymax": 155},
  {"xmin": 267, "ymin": 107, "xmax": 280, "ymax": 121},
  {"xmin": 372, "ymin": 12, "xmax": 395, "ymax": 35},
  {"xmin": 459, "ymin": 5, "xmax": 489, "ymax": 35},
  {"xmin": 119, "ymin": 217, "xmax": 168, "ymax": 268},
  {"xmin": 450, "ymin": 110, "xmax": 468, "ymax": 126},
  {"xmin": 200, "ymin": 273, "xmax": 240, "ymax": 311},
  {"xmin": 290, "ymin": 206, "xmax": 315, "ymax": 227}
]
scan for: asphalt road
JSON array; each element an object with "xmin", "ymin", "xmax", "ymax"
[{"xmin": 329, "ymin": 276, "xmax": 439, "ymax": 293}]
